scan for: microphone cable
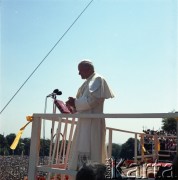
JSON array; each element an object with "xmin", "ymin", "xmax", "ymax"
[{"xmin": 0, "ymin": 0, "xmax": 94, "ymax": 114}]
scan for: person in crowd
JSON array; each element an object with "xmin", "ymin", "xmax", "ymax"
[{"xmin": 76, "ymin": 162, "xmax": 106, "ymax": 180}]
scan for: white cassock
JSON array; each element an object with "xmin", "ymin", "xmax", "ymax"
[{"xmin": 68, "ymin": 72, "xmax": 114, "ymax": 170}]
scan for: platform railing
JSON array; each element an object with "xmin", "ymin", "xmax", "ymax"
[{"xmin": 27, "ymin": 113, "xmax": 178, "ymax": 180}]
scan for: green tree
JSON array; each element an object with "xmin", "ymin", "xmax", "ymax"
[
  {"xmin": 119, "ymin": 138, "xmax": 138, "ymax": 159},
  {"xmin": 6, "ymin": 133, "xmax": 16, "ymax": 155},
  {"xmin": 0, "ymin": 134, "xmax": 7, "ymax": 155},
  {"xmin": 40, "ymin": 139, "xmax": 50, "ymax": 156},
  {"xmin": 112, "ymin": 143, "xmax": 121, "ymax": 160},
  {"xmin": 14, "ymin": 139, "xmax": 24, "ymax": 155},
  {"xmin": 6, "ymin": 133, "xmax": 16, "ymax": 145},
  {"xmin": 39, "ymin": 139, "xmax": 69, "ymax": 156},
  {"xmin": 162, "ymin": 117, "xmax": 177, "ymax": 133},
  {"xmin": 22, "ymin": 138, "xmax": 31, "ymax": 155}
]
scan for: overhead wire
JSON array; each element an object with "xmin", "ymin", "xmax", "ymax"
[{"xmin": 0, "ymin": 0, "xmax": 94, "ymax": 114}]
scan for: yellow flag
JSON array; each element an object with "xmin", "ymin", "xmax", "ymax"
[
  {"xmin": 142, "ymin": 145, "xmax": 146, "ymax": 152},
  {"xmin": 10, "ymin": 116, "xmax": 33, "ymax": 150},
  {"xmin": 158, "ymin": 142, "xmax": 160, "ymax": 151},
  {"xmin": 10, "ymin": 129, "xmax": 25, "ymax": 150}
]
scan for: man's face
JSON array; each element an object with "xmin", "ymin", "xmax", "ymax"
[{"xmin": 78, "ymin": 64, "xmax": 92, "ymax": 79}]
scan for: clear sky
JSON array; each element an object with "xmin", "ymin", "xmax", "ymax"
[{"xmin": 1, "ymin": 0, "xmax": 178, "ymax": 144}]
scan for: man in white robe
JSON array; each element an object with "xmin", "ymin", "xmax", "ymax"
[{"xmin": 66, "ymin": 60, "xmax": 114, "ymax": 171}]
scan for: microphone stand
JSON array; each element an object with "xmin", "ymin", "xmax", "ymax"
[
  {"xmin": 48, "ymin": 94, "xmax": 57, "ymax": 164},
  {"xmin": 42, "ymin": 94, "xmax": 57, "ymax": 166},
  {"xmin": 40, "ymin": 96, "xmax": 48, "ymax": 166}
]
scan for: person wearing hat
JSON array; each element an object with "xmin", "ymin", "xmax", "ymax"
[{"xmin": 66, "ymin": 59, "xmax": 114, "ymax": 172}]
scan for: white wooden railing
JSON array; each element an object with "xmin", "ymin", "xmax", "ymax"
[{"xmin": 27, "ymin": 113, "xmax": 178, "ymax": 180}]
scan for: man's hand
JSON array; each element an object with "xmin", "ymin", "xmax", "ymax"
[{"xmin": 66, "ymin": 97, "xmax": 76, "ymax": 108}]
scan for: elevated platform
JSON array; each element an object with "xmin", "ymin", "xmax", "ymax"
[{"xmin": 27, "ymin": 113, "xmax": 178, "ymax": 180}]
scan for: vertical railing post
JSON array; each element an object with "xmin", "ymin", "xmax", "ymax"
[
  {"xmin": 154, "ymin": 134, "xmax": 159, "ymax": 161},
  {"xmin": 108, "ymin": 129, "xmax": 112, "ymax": 158},
  {"xmin": 134, "ymin": 133, "xmax": 137, "ymax": 163},
  {"xmin": 176, "ymin": 118, "xmax": 178, "ymax": 156},
  {"xmin": 140, "ymin": 134, "xmax": 144, "ymax": 162},
  {"xmin": 28, "ymin": 115, "xmax": 41, "ymax": 180},
  {"xmin": 174, "ymin": 117, "xmax": 178, "ymax": 178}
]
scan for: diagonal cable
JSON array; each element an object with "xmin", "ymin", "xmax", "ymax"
[{"xmin": 0, "ymin": 0, "xmax": 94, "ymax": 114}]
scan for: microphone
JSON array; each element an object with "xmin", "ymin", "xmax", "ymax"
[
  {"xmin": 47, "ymin": 89, "xmax": 62, "ymax": 97},
  {"xmin": 53, "ymin": 89, "xmax": 62, "ymax": 95}
]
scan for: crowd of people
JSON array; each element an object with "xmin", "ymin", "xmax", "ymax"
[
  {"xmin": 0, "ymin": 155, "xmax": 29, "ymax": 180},
  {"xmin": 143, "ymin": 129, "xmax": 177, "ymax": 136},
  {"xmin": 0, "ymin": 155, "xmax": 50, "ymax": 180},
  {"xmin": 142, "ymin": 129, "xmax": 177, "ymax": 160}
]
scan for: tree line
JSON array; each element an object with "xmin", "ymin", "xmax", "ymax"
[
  {"xmin": 0, "ymin": 133, "xmax": 51, "ymax": 156},
  {"xmin": 0, "ymin": 116, "xmax": 176, "ymax": 159},
  {"xmin": 0, "ymin": 132, "xmax": 136, "ymax": 160}
]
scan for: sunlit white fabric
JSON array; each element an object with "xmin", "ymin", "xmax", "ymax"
[{"xmin": 68, "ymin": 72, "xmax": 114, "ymax": 170}]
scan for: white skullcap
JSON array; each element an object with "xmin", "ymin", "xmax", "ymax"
[
  {"xmin": 78, "ymin": 59, "xmax": 94, "ymax": 70},
  {"xmin": 79, "ymin": 59, "xmax": 93, "ymax": 66}
]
